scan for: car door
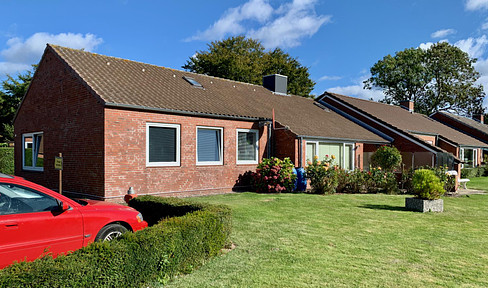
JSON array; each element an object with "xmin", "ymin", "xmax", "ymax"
[{"xmin": 0, "ymin": 183, "xmax": 84, "ymax": 268}]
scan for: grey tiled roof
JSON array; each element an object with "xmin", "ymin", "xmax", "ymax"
[
  {"xmin": 434, "ymin": 111, "xmax": 488, "ymax": 138},
  {"xmin": 48, "ymin": 45, "xmax": 388, "ymax": 143}
]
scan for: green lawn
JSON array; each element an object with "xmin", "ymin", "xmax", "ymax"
[
  {"xmin": 467, "ymin": 177, "xmax": 488, "ymax": 192},
  {"xmin": 163, "ymin": 193, "xmax": 488, "ymax": 288}
]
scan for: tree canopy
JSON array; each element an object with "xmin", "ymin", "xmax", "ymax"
[
  {"xmin": 364, "ymin": 42, "xmax": 485, "ymax": 116},
  {"xmin": 0, "ymin": 67, "xmax": 34, "ymax": 141},
  {"xmin": 182, "ymin": 36, "xmax": 315, "ymax": 97}
]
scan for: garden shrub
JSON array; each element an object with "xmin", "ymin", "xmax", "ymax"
[
  {"xmin": 412, "ymin": 169, "xmax": 445, "ymax": 200},
  {"xmin": 233, "ymin": 170, "xmax": 255, "ymax": 192},
  {"xmin": 252, "ymin": 157, "xmax": 296, "ymax": 193},
  {"xmin": 370, "ymin": 145, "xmax": 402, "ymax": 172},
  {"xmin": 363, "ymin": 167, "xmax": 399, "ymax": 194},
  {"xmin": 305, "ymin": 155, "xmax": 338, "ymax": 194},
  {"xmin": 0, "ymin": 196, "xmax": 232, "ymax": 287},
  {"xmin": 0, "ymin": 147, "xmax": 14, "ymax": 175}
]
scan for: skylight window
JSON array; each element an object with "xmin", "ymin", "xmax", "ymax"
[{"xmin": 183, "ymin": 76, "xmax": 203, "ymax": 88}]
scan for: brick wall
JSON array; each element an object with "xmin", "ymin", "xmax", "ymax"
[
  {"xmin": 274, "ymin": 124, "xmax": 298, "ymax": 165},
  {"xmin": 104, "ymin": 108, "xmax": 270, "ymax": 199},
  {"xmin": 14, "ymin": 48, "xmax": 105, "ymax": 197}
]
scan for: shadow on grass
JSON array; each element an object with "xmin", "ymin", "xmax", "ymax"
[{"xmin": 359, "ymin": 204, "xmax": 408, "ymax": 212}]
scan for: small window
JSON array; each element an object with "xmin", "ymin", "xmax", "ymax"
[
  {"xmin": 146, "ymin": 123, "xmax": 180, "ymax": 167},
  {"xmin": 183, "ymin": 76, "xmax": 203, "ymax": 88},
  {"xmin": 460, "ymin": 148, "xmax": 477, "ymax": 168},
  {"xmin": 197, "ymin": 126, "xmax": 223, "ymax": 165},
  {"xmin": 237, "ymin": 129, "xmax": 259, "ymax": 164},
  {"xmin": 0, "ymin": 183, "xmax": 59, "ymax": 215},
  {"xmin": 22, "ymin": 132, "xmax": 44, "ymax": 171},
  {"xmin": 305, "ymin": 141, "xmax": 355, "ymax": 170}
]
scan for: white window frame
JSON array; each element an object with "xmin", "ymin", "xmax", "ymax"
[
  {"xmin": 236, "ymin": 129, "xmax": 259, "ymax": 165},
  {"xmin": 305, "ymin": 140, "xmax": 355, "ymax": 170},
  {"xmin": 460, "ymin": 147, "xmax": 478, "ymax": 169},
  {"xmin": 22, "ymin": 132, "xmax": 44, "ymax": 172},
  {"xmin": 146, "ymin": 122, "xmax": 180, "ymax": 167},
  {"xmin": 196, "ymin": 126, "xmax": 223, "ymax": 166}
]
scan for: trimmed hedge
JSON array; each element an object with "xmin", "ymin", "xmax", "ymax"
[
  {"xmin": 0, "ymin": 147, "xmax": 14, "ymax": 175},
  {"xmin": 0, "ymin": 196, "xmax": 232, "ymax": 287},
  {"xmin": 461, "ymin": 166, "xmax": 487, "ymax": 178}
]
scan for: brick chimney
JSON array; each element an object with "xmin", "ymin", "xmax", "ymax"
[
  {"xmin": 263, "ymin": 74, "xmax": 288, "ymax": 95},
  {"xmin": 473, "ymin": 113, "xmax": 484, "ymax": 123},
  {"xmin": 399, "ymin": 100, "xmax": 414, "ymax": 112}
]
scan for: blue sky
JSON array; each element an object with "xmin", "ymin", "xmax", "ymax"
[{"xmin": 2, "ymin": 0, "xmax": 488, "ymax": 108}]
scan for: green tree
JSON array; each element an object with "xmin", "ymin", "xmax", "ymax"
[
  {"xmin": 183, "ymin": 36, "xmax": 315, "ymax": 97},
  {"xmin": 0, "ymin": 66, "xmax": 34, "ymax": 142},
  {"xmin": 364, "ymin": 42, "xmax": 485, "ymax": 116}
]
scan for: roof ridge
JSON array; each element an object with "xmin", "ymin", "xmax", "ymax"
[{"xmin": 328, "ymin": 91, "xmax": 414, "ymax": 112}]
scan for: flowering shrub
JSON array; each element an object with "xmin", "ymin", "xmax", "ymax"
[
  {"xmin": 363, "ymin": 167, "xmax": 398, "ymax": 194},
  {"xmin": 252, "ymin": 157, "xmax": 296, "ymax": 193},
  {"xmin": 370, "ymin": 145, "xmax": 402, "ymax": 172},
  {"xmin": 305, "ymin": 155, "xmax": 338, "ymax": 194},
  {"xmin": 412, "ymin": 169, "xmax": 445, "ymax": 200}
]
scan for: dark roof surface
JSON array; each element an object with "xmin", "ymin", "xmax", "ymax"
[
  {"xmin": 325, "ymin": 92, "xmax": 488, "ymax": 147},
  {"xmin": 434, "ymin": 111, "xmax": 488, "ymax": 137},
  {"xmin": 48, "ymin": 45, "xmax": 387, "ymax": 143}
]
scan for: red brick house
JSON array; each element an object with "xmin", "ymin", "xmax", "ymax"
[
  {"xmin": 431, "ymin": 111, "xmax": 488, "ymax": 166},
  {"xmin": 14, "ymin": 45, "xmax": 387, "ymax": 200},
  {"xmin": 317, "ymin": 92, "xmax": 488, "ymax": 178}
]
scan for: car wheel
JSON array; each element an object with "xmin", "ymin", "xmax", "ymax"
[{"xmin": 95, "ymin": 223, "xmax": 128, "ymax": 241}]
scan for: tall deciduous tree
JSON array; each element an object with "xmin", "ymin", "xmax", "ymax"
[
  {"xmin": 364, "ymin": 42, "xmax": 485, "ymax": 116},
  {"xmin": 183, "ymin": 36, "xmax": 315, "ymax": 97},
  {"xmin": 0, "ymin": 67, "xmax": 34, "ymax": 141}
]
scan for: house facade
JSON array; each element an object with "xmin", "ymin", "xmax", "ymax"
[
  {"xmin": 14, "ymin": 45, "xmax": 387, "ymax": 200},
  {"xmin": 431, "ymin": 111, "xmax": 487, "ymax": 167},
  {"xmin": 317, "ymin": 92, "xmax": 488, "ymax": 178}
]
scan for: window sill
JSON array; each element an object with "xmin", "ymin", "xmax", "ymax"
[{"xmin": 22, "ymin": 167, "xmax": 44, "ymax": 172}]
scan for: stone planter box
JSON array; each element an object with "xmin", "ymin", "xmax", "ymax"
[{"xmin": 405, "ymin": 197, "xmax": 443, "ymax": 212}]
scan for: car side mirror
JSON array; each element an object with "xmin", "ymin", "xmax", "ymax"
[{"xmin": 58, "ymin": 201, "xmax": 70, "ymax": 211}]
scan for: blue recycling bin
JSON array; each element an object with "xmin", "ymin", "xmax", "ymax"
[{"xmin": 294, "ymin": 167, "xmax": 307, "ymax": 192}]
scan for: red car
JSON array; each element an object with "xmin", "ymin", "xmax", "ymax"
[{"xmin": 0, "ymin": 173, "xmax": 147, "ymax": 269}]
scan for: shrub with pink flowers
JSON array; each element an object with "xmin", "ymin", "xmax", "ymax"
[{"xmin": 252, "ymin": 157, "xmax": 296, "ymax": 193}]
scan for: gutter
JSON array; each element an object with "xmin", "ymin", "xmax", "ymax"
[{"xmin": 105, "ymin": 102, "xmax": 269, "ymax": 122}]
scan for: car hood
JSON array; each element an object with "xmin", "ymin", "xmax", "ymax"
[{"xmin": 80, "ymin": 199, "xmax": 136, "ymax": 211}]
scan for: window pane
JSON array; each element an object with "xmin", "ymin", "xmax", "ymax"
[
  {"xmin": 198, "ymin": 128, "xmax": 221, "ymax": 162},
  {"xmin": 318, "ymin": 143, "xmax": 342, "ymax": 166},
  {"xmin": 24, "ymin": 136, "xmax": 33, "ymax": 167},
  {"xmin": 344, "ymin": 145, "xmax": 352, "ymax": 170},
  {"xmin": 0, "ymin": 184, "xmax": 59, "ymax": 215},
  {"xmin": 464, "ymin": 149, "xmax": 474, "ymax": 168},
  {"xmin": 149, "ymin": 126, "xmax": 176, "ymax": 162},
  {"xmin": 306, "ymin": 143, "xmax": 316, "ymax": 162},
  {"xmin": 34, "ymin": 134, "xmax": 44, "ymax": 167},
  {"xmin": 238, "ymin": 131, "xmax": 256, "ymax": 161}
]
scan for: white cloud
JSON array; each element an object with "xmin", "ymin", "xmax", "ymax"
[
  {"xmin": 0, "ymin": 32, "xmax": 102, "ymax": 76},
  {"xmin": 482, "ymin": 18, "xmax": 488, "ymax": 30},
  {"xmin": 454, "ymin": 35, "xmax": 488, "ymax": 58},
  {"xmin": 318, "ymin": 75, "xmax": 342, "ymax": 81},
  {"xmin": 466, "ymin": 0, "xmax": 488, "ymax": 10},
  {"xmin": 327, "ymin": 75, "xmax": 385, "ymax": 102},
  {"xmin": 431, "ymin": 29, "xmax": 456, "ymax": 39},
  {"xmin": 187, "ymin": 0, "xmax": 330, "ymax": 49}
]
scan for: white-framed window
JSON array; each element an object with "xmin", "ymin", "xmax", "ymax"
[
  {"xmin": 196, "ymin": 126, "xmax": 223, "ymax": 165},
  {"xmin": 460, "ymin": 148, "xmax": 477, "ymax": 168},
  {"xmin": 146, "ymin": 123, "xmax": 180, "ymax": 167},
  {"xmin": 22, "ymin": 132, "xmax": 44, "ymax": 171},
  {"xmin": 236, "ymin": 129, "xmax": 259, "ymax": 164},
  {"xmin": 306, "ymin": 140, "xmax": 355, "ymax": 170}
]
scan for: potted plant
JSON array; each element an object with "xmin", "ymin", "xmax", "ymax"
[{"xmin": 405, "ymin": 169, "xmax": 445, "ymax": 212}]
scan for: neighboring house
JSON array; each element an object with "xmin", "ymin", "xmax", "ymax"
[
  {"xmin": 431, "ymin": 111, "xmax": 488, "ymax": 166},
  {"xmin": 14, "ymin": 45, "xmax": 387, "ymax": 200},
  {"xmin": 317, "ymin": 92, "xmax": 488, "ymax": 178}
]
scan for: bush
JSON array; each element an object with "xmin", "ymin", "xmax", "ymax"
[
  {"xmin": 252, "ymin": 157, "xmax": 296, "ymax": 193},
  {"xmin": 412, "ymin": 169, "xmax": 445, "ymax": 200},
  {"xmin": 0, "ymin": 196, "xmax": 232, "ymax": 287},
  {"xmin": 363, "ymin": 167, "xmax": 399, "ymax": 194},
  {"xmin": 305, "ymin": 155, "xmax": 338, "ymax": 194},
  {"xmin": 370, "ymin": 145, "xmax": 402, "ymax": 172},
  {"xmin": 0, "ymin": 147, "xmax": 14, "ymax": 175}
]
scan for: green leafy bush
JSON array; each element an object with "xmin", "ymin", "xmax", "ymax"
[
  {"xmin": 0, "ymin": 196, "xmax": 232, "ymax": 287},
  {"xmin": 252, "ymin": 157, "xmax": 296, "ymax": 193},
  {"xmin": 305, "ymin": 155, "xmax": 338, "ymax": 194},
  {"xmin": 0, "ymin": 147, "xmax": 14, "ymax": 175},
  {"xmin": 363, "ymin": 167, "xmax": 399, "ymax": 194},
  {"xmin": 412, "ymin": 169, "xmax": 445, "ymax": 200},
  {"xmin": 370, "ymin": 145, "xmax": 402, "ymax": 172}
]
